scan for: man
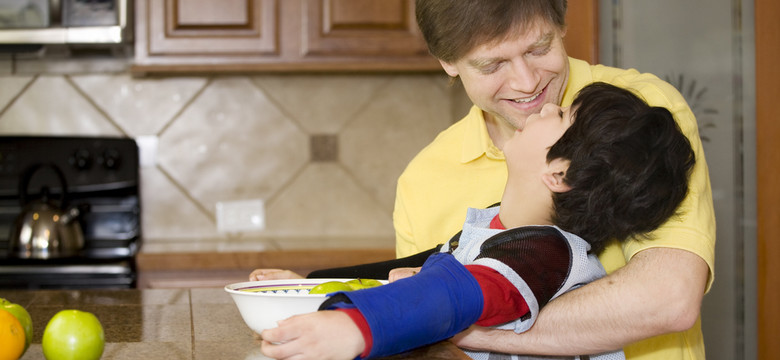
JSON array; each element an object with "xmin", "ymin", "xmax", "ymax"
[{"xmin": 393, "ymin": 1, "xmax": 714, "ymax": 359}]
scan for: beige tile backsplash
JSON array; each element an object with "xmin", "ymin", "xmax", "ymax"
[{"xmin": 0, "ymin": 66, "xmax": 469, "ymax": 254}]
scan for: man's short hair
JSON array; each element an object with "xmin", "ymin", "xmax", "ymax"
[
  {"xmin": 547, "ymin": 82, "xmax": 696, "ymax": 254},
  {"xmin": 415, "ymin": 0, "xmax": 568, "ymax": 63}
]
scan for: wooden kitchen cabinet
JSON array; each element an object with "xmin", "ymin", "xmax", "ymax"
[
  {"xmin": 132, "ymin": 0, "xmax": 597, "ymax": 74},
  {"xmin": 132, "ymin": 0, "xmax": 439, "ymax": 73},
  {"xmin": 143, "ymin": 0, "xmax": 278, "ymax": 56},
  {"xmin": 302, "ymin": 0, "xmax": 431, "ymax": 58}
]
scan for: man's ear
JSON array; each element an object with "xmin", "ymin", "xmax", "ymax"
[
  {"xmin": 542, "ymin": 158, "xmax": 572, "ymax": 193},
  {"xmin": 439, "ymin": 60, "xmax": 459, "ymax": 78}
]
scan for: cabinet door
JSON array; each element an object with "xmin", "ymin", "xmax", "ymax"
[
  {"xmin": 138, "ymin": 0, "xmax": 277, "ymax": 57},
  {"xmin": 301, "ymin": 0, "xmax": 429, "ymax": 57}
]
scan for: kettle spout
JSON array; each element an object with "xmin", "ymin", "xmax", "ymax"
[
  {"xmin": 59, "ymin": 204, "xmax": 89, "ymax": 224},
  {"xmin": 59, "ymin": 207, "xmax": 81, "ymax": 224}
]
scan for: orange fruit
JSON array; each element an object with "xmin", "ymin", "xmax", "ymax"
[{"xmin": 0, "ymin": 309, "xmax": 25, "ymax": 360}]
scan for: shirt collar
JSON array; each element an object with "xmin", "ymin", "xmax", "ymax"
[
  {"xmin": 461, "ymin": 105, "xmax": 504, "ymax": 163},
  {"xmin": 562, "ymin": 57, "xmax": 594, "ymax": 106}
]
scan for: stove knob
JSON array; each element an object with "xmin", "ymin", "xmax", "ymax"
[
  {"xmin": 100, "ymin": 148, "xmax": 121, "ymax": 169},
  {"xmin": 69, "ymin": 149, "xmax": 93, "ymax": 170}
]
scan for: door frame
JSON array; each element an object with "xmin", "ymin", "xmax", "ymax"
[{"xmin": 754, "ymin": 0, "xmax": 779, "ymax": 358}]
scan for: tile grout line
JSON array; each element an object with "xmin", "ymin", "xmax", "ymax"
[
  {"xmin": 156, "ymin": 77, "xmax": 213, "ymax": 138},
  {"xmin": 65, "ymin": 75, "xmax": 128, "ymax": 136},
  {"xmin": 0, "ymin": 74, "xmax": 37, "ymax": 120},
  {"xmin": 333, "ymin": 76, "xmax": 397, "ymax": 219},
  {"xmin": 247, "ymin": 76, "xmax": 310, "ymax": 224},
  {"xmin": 156, "ymin": 165, "xmax": 218, "ymax": 226}
]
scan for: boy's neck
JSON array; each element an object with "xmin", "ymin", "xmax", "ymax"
[{"xmin": 498, "ymin": 179, "xmax": 555, "ymax": 229}]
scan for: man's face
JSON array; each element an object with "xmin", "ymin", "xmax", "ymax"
[{"xmin": 440, "ymin": 20, "xmax": 569, "ymax": 132}]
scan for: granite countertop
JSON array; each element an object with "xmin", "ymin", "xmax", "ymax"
[{"xmin": 3, "ymin": 288, "xmax": 469, "ymax": 360}]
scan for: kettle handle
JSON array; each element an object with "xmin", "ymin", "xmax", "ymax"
[{"xmin": 18, "ymin": 163, "xmax": 68, "ymax": 207}]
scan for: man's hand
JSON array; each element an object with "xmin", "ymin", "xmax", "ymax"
[
  {"xmin": 452, "ymin": 247, "xmax": 709, "ymax": 355},
  {"xmin": 261, "ymin": 311, "xmax": 365, "ymax": 360}
]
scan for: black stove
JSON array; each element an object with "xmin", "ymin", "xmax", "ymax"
[{"xmin": 0, "ymin": 136, "xmax": 141, "ymax": 289}]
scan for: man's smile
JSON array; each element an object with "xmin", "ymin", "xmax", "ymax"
[{"xmin": 512, "ymin": 91, "xmax": 542, "ymax": 103}]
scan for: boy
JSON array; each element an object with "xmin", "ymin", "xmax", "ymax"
[{"xmin": 258, "ymin": 83, "xmax": 695, "ymax": 360}]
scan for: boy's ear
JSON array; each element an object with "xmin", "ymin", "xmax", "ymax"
[{"xmin": 542, "ymin": 158, "xmax": 572, "ymax": 193}]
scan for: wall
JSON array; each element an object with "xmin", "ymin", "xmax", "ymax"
[{"xmin": 0, "ymin": 50, "xmax": 470, "ymax": 254}]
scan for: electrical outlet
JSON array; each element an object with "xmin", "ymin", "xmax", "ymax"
[
  {"xmin": 135, "ymin": 136, "xmax": 158, "ymax": 168},
  {"xmin": 216, "ymin": 199, "xmax": 265, "ymax": 233}
]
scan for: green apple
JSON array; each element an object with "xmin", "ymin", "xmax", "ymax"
[
  {"xmin": 42, "ymin": 310, "xmax": 105, "ymax": 360},
  {"xmin": 1, "ymin": 297, "xmax": 33, "ymax": 355},
  {"xmin": 309, "ymin": 281, "xmax": 355, "ymax": 294},
  {"xmin": 345, "ymin": 278, "xmax": 383, "ymax": 290}
]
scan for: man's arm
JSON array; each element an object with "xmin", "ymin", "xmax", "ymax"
[{"xmin": 452, "ymin": 247, "xmax": 709, "ymax": 355}]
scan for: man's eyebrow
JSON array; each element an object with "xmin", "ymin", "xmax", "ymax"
[
  {"xmin": 530, "ymin": 31, "xmax": 555, "ymax": 48},
  {"xmin": 466, "ymin": 31, "xmax": 557, "ymax": 68},
  {"xmin": 468, "ymin": 57, "xmax": 501, "ymax": 69}
]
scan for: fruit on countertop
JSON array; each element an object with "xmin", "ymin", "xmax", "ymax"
[
  {"xmin": 0, "ymin": 298, "xmax": 32, "ymax": 357},
  {"xmin": 0, "ymin": 309, "xmax": 25, "ymax": 360},
  {"xmin": 309, "ymin": 281, "xmax": 355, "ymax": 294},
  {"xmin": 42, "ymin": 310, "xmax": 105, "ymax": 360},
  {"xmin": 345, "ymin": 278, "xmax": 384, "ymax": 290},
  {"xmin": 309, "ymin": 279, "xmax": 384, "ymax": 294}
]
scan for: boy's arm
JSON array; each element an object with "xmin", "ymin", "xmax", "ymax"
[
  {"xmin": 467, "ymin": 264, "xmax": 530, "ymax": 326},
  {"xmin": 261, "ymin": 254, "xmax": 537, "ymax": 360},
  {"xmin": 320, "ymin": 253, "xmax": 538, "ymax": 358}
]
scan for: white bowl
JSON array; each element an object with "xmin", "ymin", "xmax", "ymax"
[{"xmin": 225, "ymin": 278, "xmax": 356, "ymax": 334}]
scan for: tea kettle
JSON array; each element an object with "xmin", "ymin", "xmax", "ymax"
[{"xmin": 9, "ymin": 163, "xmax": 85, "ymax": 259}]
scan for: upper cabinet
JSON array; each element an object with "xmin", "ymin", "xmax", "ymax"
[
  {"xmin": 142, "ymin": 0, "xmax": 278, "ymax": 57},
  {"xmin": 132, "ymin": 0, "xmax": 597, "ymax": 74},
  {"xmin": 301, "ymin": 1, "xmax": 430, "ymax": 58}
]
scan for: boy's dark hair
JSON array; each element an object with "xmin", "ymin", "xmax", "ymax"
[
  {"xmin": 547, "ymin": 82, "xmax": 695, "ymax": 254},
  {"xmin": 415, "ymin": 0, "xmax": 568, "ymax": 63}
]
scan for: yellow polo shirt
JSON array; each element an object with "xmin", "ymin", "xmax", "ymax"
[{"xmin": 392, "ymin": 57, "xmax": 716, "ymax": 360}]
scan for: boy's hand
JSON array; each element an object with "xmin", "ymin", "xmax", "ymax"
[
  {"xmin": 388, "ymin": 267, "xmax": 422, "ymax": 282},
  {"xmin": 249, "ymin": 269, "xmax": 304, "ymax": 281},
  {"xmin": 260, "ymin": 310, "xmax": 365, "ymax": 360}
]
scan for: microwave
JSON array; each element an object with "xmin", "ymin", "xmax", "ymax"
[{"xmin": 0, "ymin": 0, "xmax": 130, "ymax": 45}]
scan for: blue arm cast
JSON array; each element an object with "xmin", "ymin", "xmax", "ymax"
[{"xmin": 320, "ymin": 252, "xmax": 484, "ymax": 358}]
